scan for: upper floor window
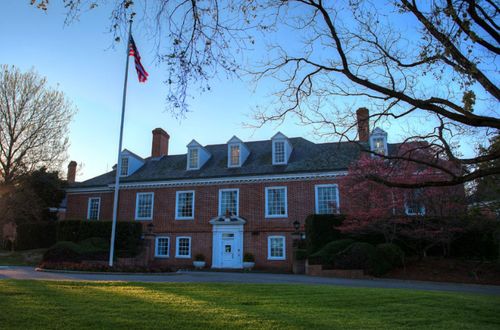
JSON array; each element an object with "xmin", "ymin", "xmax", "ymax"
[
  {"xmin": 372, "ymin": 137, "xmax": 386, "ymax": 155},
  {"xmin": 176, "ymin": 191, "xmax": 195, "ymax": 220},
  {"xmin": 370, "ymin": 127, "xmax": 388, "ymax": 157},
  {"xmin": 273, "ymin": 141, "xmax": 286, "ymax": 164},
  {"xmin": 405, "ymin": 190, "xmax": 426, "ymax": 216},
  {"xmin": 219, "ymin": 189, "xmax": 239, "ymax": 216},
  {"xmin": 229, "ymin": 145, "xmax": 240, "ymax": 166},
  {"xmin": 268, "ymin": 236, "xmax": 286, "ymax": 260},
  {"xmin": 135, "ymin": 192, "xmax": 154, "ymax": 220},
  {"xmin": 120, "ymin": 157, "xmax": 129, "ymax": 176},
  {"xmin": 315, "ymin": 185, "xmax": 339, "ymax": 214},
  {"xmin": 265, "ymin": 186, "xmax": 288, "ymax": 218},
  {"xmin": 188, "ymin": 148, "xmax": 199, "ymax": 169},
  {"xmin": 87, "ymin": 197, "xmax": 101, "ymax": 220},
  {"xmin": 155, "ymin": 236, "xmax": 170, "ymax": 258}
]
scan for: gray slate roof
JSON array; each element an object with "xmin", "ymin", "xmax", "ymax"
[{"xmin": 73, "ymin": 137, "xmax": 391, "ymax": 188}]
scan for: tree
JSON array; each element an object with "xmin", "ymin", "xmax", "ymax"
[
  {"xmin": 0, "ymin": 167, "xmax": 66, "ymax": 226},
  {"xmin": 0, "ymin": 65, "xmax": 75, "ymax": 184},
  {"xmin": 473, "ymin": 133, "xmax": 500, "ymax": 214},
  {"xmin": 30, "ymin": 0, "xmax": 499, "ymax": 187}
]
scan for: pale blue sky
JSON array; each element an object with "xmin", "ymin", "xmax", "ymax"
[{"xmin": 1, "ymin": 2, "xmax": 485, "ymax": 181}]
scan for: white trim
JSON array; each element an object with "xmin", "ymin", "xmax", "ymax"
[
  {"xmin": 272, "ymin": 140, "xmax": 286, "ymax": 165},
  {"xmin": 175, "ymin": 236, "xmax": 192, "ymax": 258},
  {"xmin": 120, "ymin": 156, "xmax": 129, "ymax": 176},
  {"xmin": 218, "ymin": 188, "xmax": 239, "ymax": 216},
  {"xmin": 175, "ymin": 190, "xmax": 195, "ymax": 220},
  {"xmin": 265, "ymin": 186, "xmax": 288, "ymax": 218},
  {"xmin": 86, "ymin": 197, "xmax": 101, "ymax": 220},
  {"xmin": 66, "ymin": 171, "xmax": 347, "ymax": 193},
  {"xmin": 155, "ymin": 236, "xmax": 170, "ymax": 258},
  {"xmin": 314, "ymin": 184, "xmax": 340, "ymax": 214},
  {"xmin": 187, "ymin": 147, "xmax": 200, "ymax": 170},
  {"xmin": 227, "ymin": 144, "xmax": 241, "ymax": 167},
  {"xmin": 135, "ymin": 192, "xmax": 154, "ymax": 221},
  {"xmin": 267, "ymin": 236, "xmax": 286, "ymax": 260}
]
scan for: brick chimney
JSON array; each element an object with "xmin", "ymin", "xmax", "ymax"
[
  {"xmin": 356, "ymin": 107, "xmax": 370, "ymax": 142},
  {"xmin": 151, "ymin": 128, "xmax": 170, "ymax": 158},
  {"xmin": 67, "ymin": 161, "xmax": 77, "ymax": 184}
]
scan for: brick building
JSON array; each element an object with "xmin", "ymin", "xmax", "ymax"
[{"xmin": 66, "ymin": 108, "xmax": 395, "ymax": 271}]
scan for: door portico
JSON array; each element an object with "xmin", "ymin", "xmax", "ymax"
[{"xmin": 209, "ymin": 216, "xmax": 245, "ymax": 269}]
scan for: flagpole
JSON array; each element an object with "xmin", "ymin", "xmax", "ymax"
[{"xmin": 109, "ymin": 18, "xmax": 133, "ymax": 267}]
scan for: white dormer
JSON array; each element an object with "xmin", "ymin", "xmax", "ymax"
[
  {"xmin": 187, "ymin": 140, "xmax": 211, "ymax": 170},
  {"xmin": 227, "ymin": 136, "xmax": 250, "ymax": 168},
  {"xmin": 271, "ymin": 132, "xmax": 293, "ymax": 165},
  {"xmin": 119, "ymin": 149, "xmax": 145, "ymax": 177},
  {"xmin": 370, "ymin": 127, "xmax": 388, "ymax": 156}
]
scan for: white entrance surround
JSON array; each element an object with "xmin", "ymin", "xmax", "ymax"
[{"xmin": 209, "ymin": 216, "xmax": 245, "ymax": 269}]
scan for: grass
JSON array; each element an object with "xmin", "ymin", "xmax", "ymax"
[
  {"xmin": 0, "ymin": 249, "xmax": 46, "ymax": 266},
  {"xmin": 0, "ymin": 280, "xmax": 499, "ymax": 329}
]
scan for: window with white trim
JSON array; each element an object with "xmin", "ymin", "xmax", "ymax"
[
  {"xmin": 405, "ymin": 190, "xmax": 426, "ymax": 216},
  {"xmin": 155, "ymin": 236, "xmax": 170, "ymax": 258},
  {"xmin": 176, "ymin": 236, "xmax": 191, "ymax": 258},
  {"xmin": 372, "ymin": 137, "xmax": 386, "ymax": 155},
  {"xmin": 273, "ymin": 141, "xmax": 285, "ymax": 164},
  {"xmin": 219, "ymin": 189, "xmax": 239, "ymax": 216},
  {"xmin": 229, "ymin": 144, "xmax": 240, "ymax": 166},
  {"xmin": 315, "ymin": 185, "xmax": 339, "ymax": 214},
  {"xmin": 265, "ymin": 187, "xmax": 287, "ymax": 217},
  {"xmin": 120, "ymin": 157, "xmax": 129, "ymax": 176},
  {"xmin": 87, "ymin": 197, "xmax": 101, "ymax": 220},
  {"xmin": 135, "ymin": 192, "xmax": 154, "ymax": 220},
  {"xmin": 188, "ymin": 148, "xmax": 199, "ymax": 169},
  {"xmin": 176, "ymin": 191, "xmax": 195, "ymax": 219},
  {"xmin": 268, "ymin": 236, "xmax": 286, "ymax": 260}
]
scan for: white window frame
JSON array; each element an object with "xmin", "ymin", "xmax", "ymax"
[
  {"xmin": 135, "ymin": 192, "xmax": 154, "ymax": 221},
  {"xmin": 175, "ymin": 236, "xmax": 192, "ymax": 258},
  {"xmin": 187, "ymin": 147, "xmax": 200, "ymax": 170},
  {"xmin": 314, "ymin": 184, "xmax": 340, "ymax": 214},
  {"xmin": 228, "ymin": 144, "xmax": 241, "ymax": 167},
  {"xmin": 155, "ymin": 236, "xmax": 170, "ymax": 258},
  {"xmin": 404, "ymin": 190, "xmax": 426, "ymax": 216},
  {"xmin": 268, "ymin": 236, "xmax": 286, "ymax": 260},
  {"xmin": 218, "ymin": 188, "xmax": 239, "ymax": 216},
  {"xmin": 120, "ymin": 157, "xmax": 129, "ymax": 176},
  {"xmin": 265, "ymin": 186, "xmax": 288, "ymax": 218},
  {"xmin": 87, "ymin": 197, "xmax": 101, "ymax": 220},
  {"xmin": 175, "ymin": 190, "xmax": 195, "ymax": 220},
  {"xmin": 272, "ymin": 141, "xmax": 286, "ymax": 165}
]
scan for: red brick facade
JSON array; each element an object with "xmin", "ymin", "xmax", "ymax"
[{"xmin": 66, "ymin": 178, "xmax": 342, "ymax": 272}]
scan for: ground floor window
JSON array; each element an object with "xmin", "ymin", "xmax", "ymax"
[
  {"xmin": 176, "ymin": 236, "xmax": 191, "ymax": 258},
  {"xmin": 155, "ymin": 236, "xmax": 170, "ymax": 258},
  {"xmin": 268, "ymin": 236, "xmax": 286, "ymax": 260},
  {"xmin": 87, "ymin": 197, "xmax": 100, "ymax": 220}
]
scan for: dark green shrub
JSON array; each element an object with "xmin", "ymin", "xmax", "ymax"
[
  {"xmin": 305, "ymin": 214, "xmax": 346, "ymax": 255},
  {"xmin": 376, "ymin": 243, "xmax": 405, "ymax": 267},
  {"xmin": 293, "ymin": 249, "xmax": 308, "ymax": 261},
  {"xmin": 15, "ymin": 222, "xmax": 56, "ymax": 250},
  {"xmin": 79, "ymin": 237, "xmax": 109, "ymax": 251},
  {"xmin": 334, "ymin": 242, "xmax": 376, "ymax": 270},
  {"xmin": 43, "ymin": 241, "xmax": 84, "ymax": 262},
  {"xmin": 243, "ymin": 253, "xmax": 255, "ymax": 262},
  {"xmin": 194, "ymin": 254, "xmax": 205, "ymax": 261},
  {"xmin": 57, "ymin": 220, "xmax": 143, "ymax": 257},
  {"xmin": 308, "ymin": 239, "xmax": 355, "ymax": 265}
]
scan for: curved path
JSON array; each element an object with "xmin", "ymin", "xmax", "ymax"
[{"xmin": 1, "ymin": 266, "xmax": 499, "ymax": 296}]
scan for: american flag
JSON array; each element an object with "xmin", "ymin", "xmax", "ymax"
[{"xmin": 128, "ymin": 35, "xmax": 149, "ymax": 83}]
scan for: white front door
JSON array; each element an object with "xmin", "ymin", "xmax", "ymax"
[{"xmin": 211, "ymin": 225, "xmax": 243, "ymax": 269}]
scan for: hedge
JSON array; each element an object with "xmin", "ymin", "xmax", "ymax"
[
  {"xmin": 305, "ymin": 214, "xmax": 346, "ymax": 255},
  {"xmin": 14, "ymin": 222, "xmax": 57, "ymax": 250},
  {"xmin": 308, "ymin": 239, "xmax": 355, "ymax": 265}
]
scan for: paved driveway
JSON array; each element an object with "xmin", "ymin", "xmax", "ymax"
[{"xmin": 1, "ymin": 266, "xmax": 499, "ymax": 296}]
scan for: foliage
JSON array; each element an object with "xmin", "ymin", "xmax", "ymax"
[
  {"xmin": 308, "ymin": 239, "xmax": 355, "ymax": 265},
  {"xmin": 293, "ymin": 249, "xmax": 308, "ymax": 261},
  {"xmin": 0, "ymin": 65, "xmax": 75, "ymax": 184},
  {"xmin": 0, "ymin": 248, "xmax": 46, "ymax": 266},
  {"xmin": 472, "ymin": 134, "xmax": 500, "ymax": 215},
  {"xmin": 450, "ymin": 217, "xmax": 500, "ymax": 259},
  {"xmin": 56, "ymin": 220, "xmax": 143, "ymax": 257},
  {"xmin": 305, "ymin": 214, "xmax": 346, "ymax": 255},
  {"xmin": 194, "ymin": 253, "xmax": 205, "ymax": 262},
  {"xmin": 43, "ymin": 241, "xmax": 85, "ymax": 263},
  {"xmin": 376, "ymin": 243, "xmax": 405, "ymax": 268},
  {"xmin": 14, "ymin": 222, "xmax": 56, "ymax": 250},
  {"xmin": 243, "ymin": 253, "xmax": 255, "ymax": 262}
]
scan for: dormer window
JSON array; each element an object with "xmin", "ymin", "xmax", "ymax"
[
  {"xmin": 273, "ymin": 141, "xmax": 285, "ymax": 164},
  {"xmin": 188, "ymin": 148, "xmax": 199, "ymax": 170},
  {"xmin": 229, "ymin": 144, "xmax": 240, "ymax": 166},
  {"xmin": 370, "ymin": 128, "xmax": 388, "ymax": 157},
  {"xmin": 120, "ymin": 157, "xmax": 129, "ymax": 176}
]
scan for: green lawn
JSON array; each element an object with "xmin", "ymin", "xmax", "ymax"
[
  {"xmin": 0, "ymin": 281, "xmax": 499, "ymax": 329},
  {"xmin": 0, "ymin": 249, "xmax": 46, "ymax": 266}
]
